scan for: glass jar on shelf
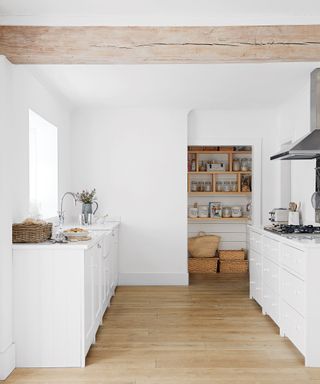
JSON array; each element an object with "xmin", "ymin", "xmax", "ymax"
[
  {"xmin": 204, "ymin": 181, "xmax": 212, "ymax": 192},
  {"xmin": 191, "ymin": 158, "xmax": 196, "ymax": 172},
  {"xmin": 231, "ymin": 181, "xmax": 238, "ymax": 192},
  {"xmin": 222, "ymin": 206, "xmax": 232, "ymax": 218},
  {"xmin": 223, "ymin": 181, "xmax": 231, "ymax": 192},
  {"xmin": 191, "ymin": 181, "xmax": 198, "ymax": 192},
  {"xmin": 199, "ymin": 161, "xmax": 206, "ymax": 172},
  {"xmin": 241, "ymin": 158, "xmax": 249, "ymax": 171},
  {"xmin": 232, "ymin": 158, "xmax": 241, "ymax": 172},
  {"xmin": 216, "ymin": 181, "xmax": 223, "ymax": 192}
]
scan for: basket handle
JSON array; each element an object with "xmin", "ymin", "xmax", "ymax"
[{"xmin": 198, "ymin": 231, "xmax": 206, "ymax": 237}]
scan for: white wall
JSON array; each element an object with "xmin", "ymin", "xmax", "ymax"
[
  {"xmin": 0, "ymin": 59, "xmax": 72, "ymax": 380},
  {"xmin": 11, "ymin": 66, "xmax": 72, "ymax": 222},
  {"xmin": 0, "ymin": 56, "xmax": 15, "ymax": 380},
  {"xmin": 71, "ymin": 108, "xmax": 188, "ymax": 285},
  {"xmin": 188, "ymin": 109, "xmax": 280, "ymax": 226},
  {"xmin": 277, "ymin": 83, "xmax": 316, "ymax": 224}
]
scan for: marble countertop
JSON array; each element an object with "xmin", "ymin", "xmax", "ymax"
[
  {"xmin": 12, "ymin": 231, "xmax": 107, "ymax": 250},
  {"xmin": 249, "ymin": 224, "xmax": 320, "ymax": 250},
  {"xmin": 12, "ymin": 219, "xmax": 120, "ymax": 251}
]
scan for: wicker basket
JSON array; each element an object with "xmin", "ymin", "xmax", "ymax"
[
  {"xmin": 218, "ymin": 249, "xmax": 246, "ymax": 261},
  {"xmin": 188, "ymin": 233, "xmax": 220, "ymax": 258},
  {"xmin": 12, "ymin": 222, "xmax": 53, "ymax": 243},
  {"xmin": 220, "ymin": 260, "xmax": 249, "ymax": 273},
  {"xmin": 188, "ymin": 257, "xmax": 219, "ymax": 273}
]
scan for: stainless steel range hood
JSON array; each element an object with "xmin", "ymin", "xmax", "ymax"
[{"xmin": 271, "ymin": 68, "xmax": 320, "ymax": 160}]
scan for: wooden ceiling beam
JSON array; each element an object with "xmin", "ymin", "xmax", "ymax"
[{"xmin": 1, "ymin": 25, "xmax": 320, "ymax": 64}]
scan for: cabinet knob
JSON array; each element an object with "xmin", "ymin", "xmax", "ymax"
[{"xmin": 97, "ymin": 243, "xmax": 102, "ymax": 249}]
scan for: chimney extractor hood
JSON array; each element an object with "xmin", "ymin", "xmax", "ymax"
[{"xmin": 271, "ymin": 68, "xmax": 320, "ymax": 160}]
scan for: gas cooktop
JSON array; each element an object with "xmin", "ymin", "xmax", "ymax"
[{"xmin": 264, "ymin": 224, "xmax": 320, "ymax": 235}]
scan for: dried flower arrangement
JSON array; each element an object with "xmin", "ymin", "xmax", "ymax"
[{"xmin": 76, "ymin": 189, "xmax": 97, "ymax": 204}]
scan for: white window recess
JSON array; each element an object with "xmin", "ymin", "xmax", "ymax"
[{"xmin": 29, "ymin": 109, "xmax": 58, "ymax": 219}]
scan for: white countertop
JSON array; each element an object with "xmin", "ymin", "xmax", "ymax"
[
  {"xmin": 12, "ymin": 231, "xmax": 107, "ymax": 250},
  {"xmin": 249, "ymin": 224, "xmax": 320, "ymax": 250},
  {"xmin": 12, "ymin": 220, "xmax": 120, "ymax": 251}
]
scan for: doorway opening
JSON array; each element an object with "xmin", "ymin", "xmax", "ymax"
[{"xmin": 187, "ymin": 145, "xmax": 253, "ymax": 282}]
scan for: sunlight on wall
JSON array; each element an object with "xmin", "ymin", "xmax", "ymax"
[{"xmin": 29, "ymin": 109, "xmax": 58, "ymax": 219}]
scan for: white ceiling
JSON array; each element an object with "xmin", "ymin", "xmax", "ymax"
[
  {"xmin": 1, "ymin": 0, "xmax": 320, "ymax": 25},
  {"xmin": 26, "ymin": 63, "xmax": 319, "ymax": 110}
]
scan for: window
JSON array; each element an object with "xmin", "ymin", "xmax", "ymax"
[{"xmin": 29, "ymin": 109, "xmax": 58, "ymax": 219}]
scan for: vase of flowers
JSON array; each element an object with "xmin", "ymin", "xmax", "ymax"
[{"xmin": 76, "ymin": 189, "xmax": 98, "ymax": 224}]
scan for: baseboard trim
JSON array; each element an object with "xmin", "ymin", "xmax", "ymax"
[
  {"xmin": 119, "ymin": 273, "xmax": 189, "ymax": 286},
  {"xmin": 0, "ymin": 343, "xmax": 15, "ymax": 380}
]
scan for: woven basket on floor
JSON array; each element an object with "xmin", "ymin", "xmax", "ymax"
[
  {"xmin": 188, "ymin": 232, "xmax": 220, "ymax": 258},
  {"xmin": 188, "ymin": 257, "xmax": 219, "ymax": 273},
  {"xmin": 218, "ymin": 249, "xmax": 246, "ymax": 261},
  {"xmin": 220, "ymin": 260, "xmax": 249, "ymax": 273},
  {"xmin": 12, "ymin": 222, "xmax": 53, "ymax": 243}
]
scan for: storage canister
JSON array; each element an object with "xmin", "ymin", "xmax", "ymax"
[
  {"xmin": 198, "ymin": 205, "xmax": 209, "ymax": 218},
  {"xmin": 232, "ymin": 159, "xmax": 241, "ymax": 171},
  {"xmin": 189, "ymin": 206, "xmax": 198, "ymax": 218},
  {"xmin": 231, "ymin": 206, "xmax": 242, "ymax": 218},
  {"xmin": 222, "ymin": 207, "xmax": 232, "ymax": 218}
]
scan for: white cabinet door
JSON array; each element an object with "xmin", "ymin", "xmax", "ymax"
[
  {"xmin": 263, "ymin": 283, "xmax": 279, "ymax": 325},
  {"xmin": 110, "ymin": 228, "xmax": 119, "ymax": 292},
  {"xmin": 249, "ymin": 248, "xmax": 262, "ymax": 305},
  {"xmin": 93, "ymin": 241, "xmax": 103, "ymax": 326},
  {"xmin": 84, "ymin": 247, "xmax": 95, "ymax": 355},
  {"xmin": 84, "ymin": 240, "xmax": 103, "ymax": 354}
]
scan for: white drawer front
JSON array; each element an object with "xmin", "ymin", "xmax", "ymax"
[
  {"xmin": 263, "ymin": 236, "xmax": 280, "ymax": 265},
  {"xmin": 250, "ymin": 230, "xmax": 262, "ymax": 254},
  {"xmin": 249, "ymin": 246, "xmax": 263, "ymax": 306},
  {"xmin": 281, "ymin": 244, "xmax": 305, "ymax": 279},
  {"xmin": 263, "ymin": 283, "xmax": 279, "ymax": 325},
  {"xmin": 281, "ymin": 300, "xmax": 305, "ymax": 355},
  {"xmin": 263, "ymin": 257, "xmax": 279, "ymax": 294},
  {"xmin": 280, "ymin": 269, "xmax": 305, "ymax": 316}
]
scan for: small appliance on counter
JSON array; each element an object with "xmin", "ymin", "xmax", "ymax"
[{"xmin": 269, "ymin": 208, "xmax": 289, "ymax": 224}]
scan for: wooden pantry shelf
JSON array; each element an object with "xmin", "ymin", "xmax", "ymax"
[
  {"xmin": 188, "ymin": 192, "xmax": 251, "ymax": 196},
  {"xmin": 188, "ymin": 171, "xmax": 251, "ymax": 175},
  {"xmin": 188, "ymin": 217, "xmax": 248, "ymax": 222},
  {"xmin": 188, "ymin": 150, "xmax": 252, "ymax": 155}
]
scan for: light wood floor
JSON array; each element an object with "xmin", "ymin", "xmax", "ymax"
[{"xmin": 6, "ymin": 273, "xmax": 320, "ymax": 383}]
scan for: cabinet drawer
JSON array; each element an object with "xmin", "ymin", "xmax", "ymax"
[
  {"xmin": 263, "ymin": 257, "xmax": 279, "ymax": 294},
  {"xmin": 250, "ymin": 231, "xmax": 262, "ymax": 254},
  {"xmin": 281, "ymin": 244, "xmax": 305, "ymax": 279},
  {"xmin": 254, "ymin": 264, "xmax": 263, "ymax": 306},
  {"xmin": 280, "ymin": 269, "xmax": 305, "ymax": 316},
  {"xmin": 263, "ymin": 236, "xmax": 280, "ymax": 265},
  {"xmin": 263, "ymin": 283, "xmax": 279, "ymax": 326},
  {"xmin": 281, "ymin": 300, "xmax": 305, "ymax": 355}
]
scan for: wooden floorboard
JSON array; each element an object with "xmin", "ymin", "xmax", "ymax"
[{"xmin": 6, "ymin": 273, "xmax": 320, "ymax": 383}]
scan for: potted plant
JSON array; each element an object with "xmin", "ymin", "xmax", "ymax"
[{"xmin": 76, "ymin": 189, "xmax": 98, "ymax": 224}]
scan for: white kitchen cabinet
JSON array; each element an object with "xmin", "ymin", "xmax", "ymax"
[
  {"xmin": 248, "ymin": 226, "xmax": 320, "ymax": 367},
  {"xmin": 261, "ymin": 235, "xmax": 280, "ymax": 325},
  {"xmin": 13, "ymin": 227, "xmax": 119, "ymax": 368},
  {"xmin": 110, "ymin": 227, "xmax": 119, "ymax": 292},
  {"xmin": 248, "ymin": 228, "xmax": 263, "ymax": 306}
]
